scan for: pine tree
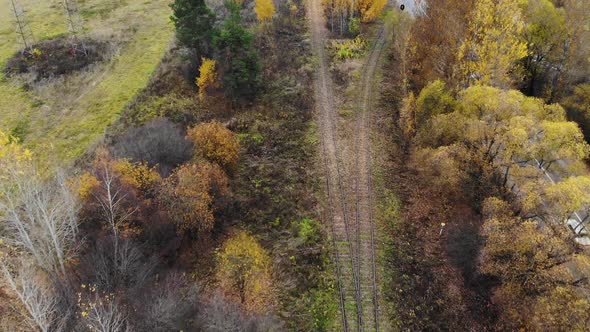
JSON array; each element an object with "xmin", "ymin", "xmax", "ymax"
[
  {"xmin": 170, "ymin": 0, "xmax": 217, "ymax": 57},
  {"xmin": 213, "ymin": 2, "xmax": 260, "ymax": 101}
]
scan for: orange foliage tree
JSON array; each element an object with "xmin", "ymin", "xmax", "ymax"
[
  {"xmin": 72, "ymin": 151, "xmax": 161, "ymax": 238},
  {"xmin": 162, "ymin": 161, "xmax": 229, "ymax": 234},
  {"xmin": 186, "ymin": 121, "xmax": 239, "ymax": 171}
]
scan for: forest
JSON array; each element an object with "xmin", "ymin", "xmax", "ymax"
[{"xmin": 0, "ymin": 0, "xmax": 589, "ymax": 331}]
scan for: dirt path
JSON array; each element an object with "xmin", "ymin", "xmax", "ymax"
[{"xmin": 307, "ymin": 0, "xmax": 390, "ymax": 329}]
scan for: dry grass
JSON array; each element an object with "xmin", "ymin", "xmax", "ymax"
[{"xmin": 0, "ymin": 0, "xmax": 174, "ymax": 163}]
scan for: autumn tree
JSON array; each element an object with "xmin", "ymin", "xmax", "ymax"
[
  {"xmin": 186, "ymin": 121, "xmax": 239, "ymax": 171},
  {"xmin": 76, "ymin": 151, "xmax": 161, "ymax": 240},
  {"xmin": 216, "ymin": 231, "xmax": 274, "ymax": 312},
  {"xmin": 161, "ymin": 161, "xmax": 229, "ymax": 234},
  {"xmin": 563, "ymin": 84, "xmax": 590, "ymax": 141},
  {"xmin": 77, "ymin": 287, "xmax": 131, "ymax": 332},
  {"xmin": 356, "ymin": 0, "xmax": 386, "ymax": 22},
  {"xmin": 531, "ymin": 176, "xmax": 590, "ymax": 231},
  {"xmin": 414, "ymin": 80, "xmax": 456, "ymax": 128},
  {"xmin": 419, "ymin": 86, "xmax": 589, "ymax": 189},
  {"xmin": 1, "ymin": 262, "xmax": 66, "ymax": 332},
  {"xmin": 458, "ymin": 0, "xmax": 528, "ymax": 88},
  {"xmin": 196, "ymin": 57, "xmax": 218, "ymax": 100},
  {"xmin": 520, "ymin": 0, "xmax": 566, "ymax": 96},
  {"xmin": 170, "ymin": 0, "xmax": 216, "ymax": 57},
  {"xmin": 479, "ymin": 197, "xmax": 583, "ymax": 330},
  {"xmin": 324, "ymin": 0, "xmax": 352, "ymax": 35},
  {"xmin": 254, "ymin": 0, "xmax": 275, "ymax": 22},
  {"xmin": 548, "ymin": 0, "xmax": 590, "ymax": 101},
  {"xmin": 407, "ymin": 0, "xmax": 474, "ymax": 91},
  {"xmin": 530, "ymin": 286, "xmax": 590, "ymax": 331},
  {"xmin": 398, "ymin": 92, "xmax": 417, "ymax": 139}
]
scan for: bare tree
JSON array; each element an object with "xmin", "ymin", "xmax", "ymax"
[
  {"xmin": 1, "ymin": 262, "xmax": 63, "ymax": 332},
  {"xmin": 81, "ymin": 238, "xmax": 156, "ymax": 292},
  {"xmin": 78, "ymin": 290, "xmax": 131, "ymax": 332},
  {"xmin": 9, "ymin": 0, "xmax": 34, "ymax": 51},
  {"xmin": 199, "ymin": 292, "xmax": 283, "ymax": 332},
  {"xmin": 136, "ymin": 272, "xmax": 199, "ymax": 331},
  {"xmin": 91, "ymin": 157, "xmax": 138, "ymax": 275},
  {"xmin": 0, "ymin": 162, "xmax": 80, "ymax": 277}
]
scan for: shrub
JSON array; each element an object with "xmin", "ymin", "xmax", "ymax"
[
  {"xmin": 112, "ymin": 118, "xmax": 193, "ymax": 175},
  {"xmin": 161, "ymin": 161, "xmax": 229, "ymax": 234},
  {"xmin": 186, "ymin": 121, "xmax": 240, "ymax": 171},
  {"xmin": 297, "ymin": 218, "xmax": 320, "ymax": 244},
  {"xmin": 331, "ymin": 37, "xmax": 366, "ymax": 60},
  {"xmin": 216, "ymin": 231, "xmax": 274, "ymax": 311}
]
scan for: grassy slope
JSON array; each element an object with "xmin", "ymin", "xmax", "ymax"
[{"xmin": 0, "ymin": 0, "xmax": 173, "ymax": 163}]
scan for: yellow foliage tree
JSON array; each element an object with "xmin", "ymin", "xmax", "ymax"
[
  {"xmin": 356, "ymin": 0, "xmax": 386, "ymax": 22},
  {"xmin": 254, "ymin": 0, "xmax": 275, "ymax": 22},
  {"xmin": 162, "ymin": 161, "xmax": 229, "ymax": 234},
  {"xmin": 196, "ymin": 57, "xmax": 218, "ymax": 100},
  {"xmin": 217, "ymin": 231, "xmax": 274, "ymax": 312},
  {"xmin": 186, "ymin": 121, "xmax": 240, "ymax": 171},
  {"xmin": 399, "ymin": 92, "xmax": 417, "ymax": 138},
  {"xmin": 74, "ymin": 158, "xmax": 160, "ymax": 201},
  {"xmin": 458, "ymin": 0, "xmax": 528, "ymax": 87},
  {"xmin": 0, "ymin": 131, "xmax": 33, "ymax": 182},
  {"xmin": 75, "ymin": 172, "xmax": 101, "ymax": 201},
  {"xmin": 110, "ymin": 159, "xmax": 161, "ymax": 193}
]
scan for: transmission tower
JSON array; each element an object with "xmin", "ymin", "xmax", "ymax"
[
  {"xmin": 10, "ymin": 0, "xmax": 35, "ymax": 52},
  {"xmin": 61, "ymin": 0, "xmax": 87, "ymax": 55}
]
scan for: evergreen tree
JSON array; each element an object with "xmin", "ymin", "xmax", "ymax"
[
  {"xmin": 170, "ymin": 0, "xmax": 216, "ymax": 57},
  {"xmin": 214, "ymin": 2, "xmax": 260, "ymax": 101}
]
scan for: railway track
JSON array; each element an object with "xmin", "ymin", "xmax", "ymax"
[
  {"xmin": 308, "ymin": 0, "xmax": 391, "ymax": 329},
  {"xmin": 352, "ymin": 24, "xmax": 388, "ymax": 331},
  {"xmin": 308, "ymin": 0, "xmax": 363, "ymax": 329}
]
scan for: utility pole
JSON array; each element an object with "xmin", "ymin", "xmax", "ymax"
[
  {"xmin": 61, "ymin": 0, "xmax": 87, "ymax": 55},
  {"xmin": 10, "ymin": 0, "xmax": 34, "ymax": 52}
]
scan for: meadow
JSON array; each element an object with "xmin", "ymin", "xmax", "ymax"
[{"xmin": 0, "ymin": 0, "xmax": 173, "ymax": 163}]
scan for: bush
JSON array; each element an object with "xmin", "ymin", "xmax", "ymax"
[
  {"xmin": 112, "ymin": 118, "xmax": 193, "ymax": 175},
  {"xmin": 186, "ymin": 121, "xmax": 240, "ymax": 171},
  {"xmin": 297, "ymin": 218, "xmax": 320, "ymax": 244},
  {"xmin": 330, "ymin": 37, "xmax": 366, "ymax": 60},
  {"xmin": 161, "ymin": 161, "xmax": 229, "ymax": 234},
  {"xmin": 3, "ymin": 37, "xmax": 109, "ymax": 81}
]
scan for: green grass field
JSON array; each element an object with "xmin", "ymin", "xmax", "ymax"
[{"xmin": 0, "ymin": 0, "xmax": 173, "ymax": 163}]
